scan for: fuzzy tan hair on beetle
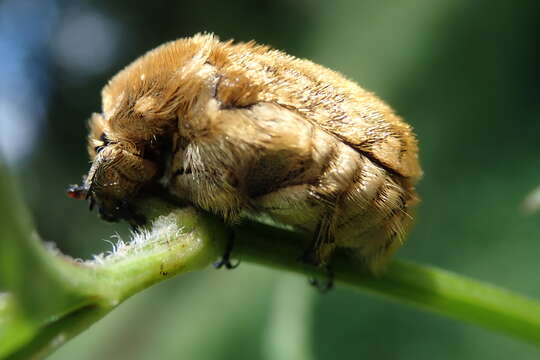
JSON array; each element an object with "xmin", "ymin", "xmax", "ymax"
[{"xmin": 67, "ymin": 33, "xmax": 421, "ymax": 280}]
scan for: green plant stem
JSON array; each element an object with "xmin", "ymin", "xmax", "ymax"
[
  {"xmin": 1, "ymin": 198, "xmax": 230, "ymax": 359},
  {"xmin": 3, "ymin": 193, "xmax": 540, "ymax": 358},
  {"xmin": 232, "ymin": 220, "xmax": 540, "ymax": 346}
]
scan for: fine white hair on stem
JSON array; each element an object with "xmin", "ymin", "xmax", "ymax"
[
  {"xmin": 45, "ymin": 213, "xmax": 186, "ymax": 266},
  {"xmin": 89, "ymin": 213, "xmax": 185, "ymax": 265}
]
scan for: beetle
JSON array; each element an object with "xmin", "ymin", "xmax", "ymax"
[{"xmin": 68, "ymin": 33, "xmax": 421, "ymax": 275}]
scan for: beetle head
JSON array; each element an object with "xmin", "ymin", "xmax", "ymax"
[{"xmin": 68, "ymin": 142, "xmax": 156, "ymax": 224}]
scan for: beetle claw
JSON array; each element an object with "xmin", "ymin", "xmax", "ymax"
[
  {"xmin": 214, "ymin": 232, "xmax": 240, "ymax": 270},
  {"xmin": 308, "ymin": 266, "xmax": 334, "ymax": 293}
]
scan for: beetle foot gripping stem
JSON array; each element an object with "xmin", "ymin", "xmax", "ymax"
[
  {"xmin": 214, "ymin": 231, "xmax": 240, "ymax": 270},
  {"xmin": 308, "ymin": 266, "xmax": 334, "ymax": 293}
]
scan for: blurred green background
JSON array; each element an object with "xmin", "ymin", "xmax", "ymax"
[{"xmin": 2, "ymin": 0, "xmax": 540, "ymax": 358}]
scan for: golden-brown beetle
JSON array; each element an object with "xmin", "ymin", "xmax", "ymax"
[{"xmin": 68, "ymin": 33, "xmax": 421, "ymax": 273}]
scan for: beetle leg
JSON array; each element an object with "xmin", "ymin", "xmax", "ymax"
[
  {"xmin": 301, "ymin": 214, "xmax": 336, "ymax": 267},
  {"xmin": 96, "ymin": 198, "xmax": 146, "ymax": 226},
  {"xmin": 308, "ymin": 266, "xmax": 334, "ymax": 293},
  {"xmin": 214, "ymin": 230, "xmax": 240, "ymax": 270}
]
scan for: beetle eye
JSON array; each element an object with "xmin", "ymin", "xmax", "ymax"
[
  {"xmin": 94, "ymin": 144, "xmax": 106, "ymax": 153},
  {"xmin": 94, "ymin": 133, "xmax": 110, "ymax": 154}
]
